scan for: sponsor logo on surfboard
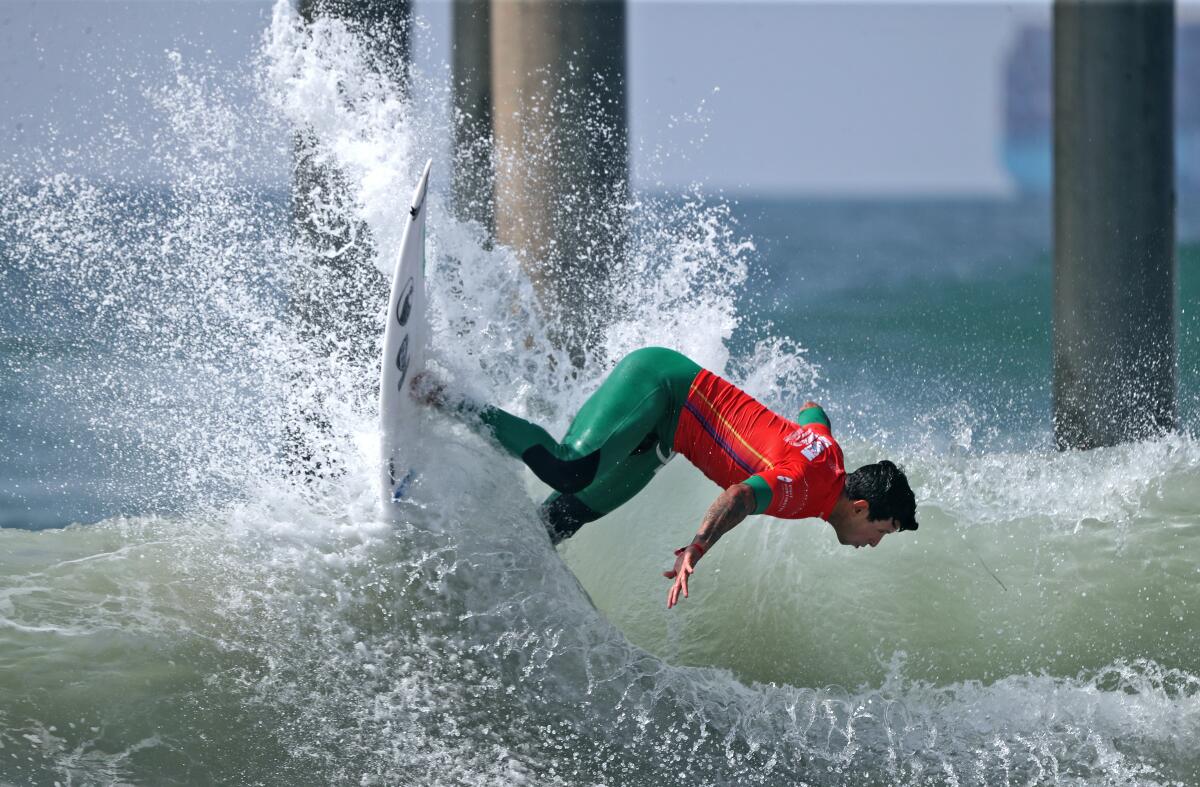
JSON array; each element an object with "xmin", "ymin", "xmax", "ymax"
[
  {"xmin": 396, "ymin": 334, "xmax": 410, "ymax": 389},
  {"xmin": 397, "ymin": 277, "xmax": 415, "ymax": 327}
]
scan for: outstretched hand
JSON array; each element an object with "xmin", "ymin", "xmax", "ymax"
[
  {"xmin": 410, "ymin": 371, "xmax": 447, "ymax": 408},
  {"xmin": 663, "ymin": 544, "xmax": 702, "ymax": 609}
]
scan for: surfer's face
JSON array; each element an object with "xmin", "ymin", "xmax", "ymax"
[{"xmin": 836, "ymin": 500, "xmax": 899, "ymax": 548}]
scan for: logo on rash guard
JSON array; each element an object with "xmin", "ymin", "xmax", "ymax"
[
  {"xmin": 786, "ymin": 428, "xmax": 831, "ymax": 461},
  {"xmin": 776, "ymin": 475, "xmax": 795, "ymax": 509},
  {"xmin": 773, "ymin": 473, "xmax": 808, "ymax": 513}
]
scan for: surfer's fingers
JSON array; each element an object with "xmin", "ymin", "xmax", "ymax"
[{"xmin": 670, "ymin": 574, "xmax": 686, "ymax": 607}]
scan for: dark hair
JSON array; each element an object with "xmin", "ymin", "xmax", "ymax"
[{"xmin": 843, "ymin": 460, "xmax": 918, "ymax": 531}]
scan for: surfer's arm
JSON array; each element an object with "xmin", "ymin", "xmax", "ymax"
[
  {"xmin": 693, "ymin": 482, "xmax": 757, "ymax": 552},
  {"xmin": 664, "ymin": 483, "xmax": 757, "ymax": 608}
]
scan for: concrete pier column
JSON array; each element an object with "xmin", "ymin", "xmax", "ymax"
[
  {"xmin": 452, "ymin": 0, "xmax": 494, "ymax": 235},
  {"xmin": 490, "ymin": 0, "xmax": 628, "ymax": 359},
  {"xmin": 1053, "ymin": 0, "xmax": 1177, "ymax": 450},
  {"xmin": 287, "ymin": 0, "xmax": 412, "ymax": 478}
]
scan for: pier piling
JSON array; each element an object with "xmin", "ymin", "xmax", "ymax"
[
  {"xmin": 1053, "ymin": 0, "xmax": 1177, "ymax": 449},
  {"xmin": 451, "ymin": 0, "xmax": 495, "ymax": 236},
  {"xmin": 489, "ymin": 0, "xmax": 628, "ymax": 361}
]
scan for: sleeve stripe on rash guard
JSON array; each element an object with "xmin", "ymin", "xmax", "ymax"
[
  {"xmin": 687, "ymin": 384, "xmax": 776, "ymax": 471},
  {"xmin": 681, "ymin": 400, "xmax": 759, "ymax": 476},
  {"xmin": 796, "ymin": 405, "xmax": 832, "ymax": 429},
  {"xmin": 743, "ymin": 474, "xmax": 774, "ymax": 514}
]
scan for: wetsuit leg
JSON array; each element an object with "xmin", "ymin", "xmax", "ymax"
[
  {"xmin": 539, "ymin": 448, "xmax": 670, "ymax": 543},
  {"xmin": 479, "ymin": 347, "xmax": 700, "ymax": 495}
]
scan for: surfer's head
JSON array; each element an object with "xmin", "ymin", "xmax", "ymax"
[{"xmin": 829, "ymin": 460, "xmax": 918, "ymax": 548}]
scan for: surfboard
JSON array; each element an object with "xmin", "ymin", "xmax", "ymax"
[{"xmin": 379, "ymin": 159, "xmax": 432, "ymax": 506}]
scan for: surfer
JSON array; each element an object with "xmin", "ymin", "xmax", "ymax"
[{"xmin": 413, "ymin": 346, "xmax": 917, "ymax": 608}]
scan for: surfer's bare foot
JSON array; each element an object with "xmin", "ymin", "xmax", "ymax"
[{"xmin": 410, "ymin": 371, "xmax": 448, "ymax": 408}]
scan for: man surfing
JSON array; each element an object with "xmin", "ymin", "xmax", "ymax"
[{"xmin": 414, "ymin": 346, "xmax": 917, "ymax": 608}]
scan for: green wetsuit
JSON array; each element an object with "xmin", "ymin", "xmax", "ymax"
[{"xmin": 478, "ymin": 347, "xmax": 701, "ymax": 542}]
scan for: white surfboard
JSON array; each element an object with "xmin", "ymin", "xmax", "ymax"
[{"xmin": 379, "ymin": 159, "xmax": 432, "ymax": 506}]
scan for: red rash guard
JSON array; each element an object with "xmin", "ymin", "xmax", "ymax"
[{"xmin": 672, "ymin": 369, "xmax": 846, "ymax": 518}]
